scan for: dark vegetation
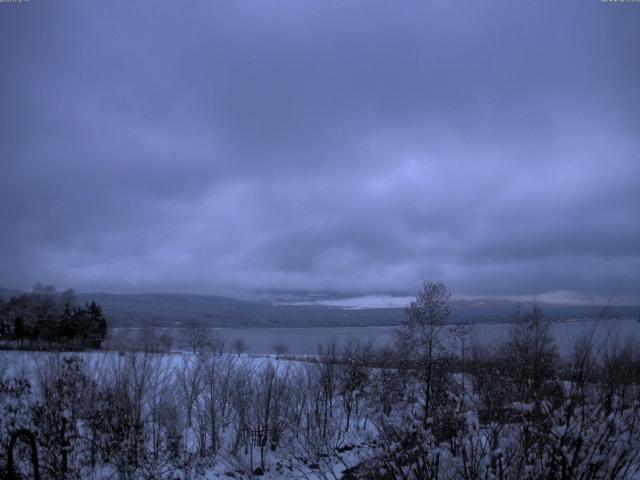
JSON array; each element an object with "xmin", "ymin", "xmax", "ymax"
[
  {"xmin": 0, "ymin": 282, "xmax": 639, "ymax": 479},
  {"xmin": 0, "ymin": 285, "xmax": 108, "ymax": 350}
]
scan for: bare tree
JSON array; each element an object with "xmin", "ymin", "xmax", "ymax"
[
  {"xmin": 337, "ymin": 338, "xmax": 371, "ymax": 432},
  {"xmin": 271, "ymin": 342, "xmax": 288, "ymax": 360},
  {"xmin": 395, "ymin": 280, "xmax": 452, "ymax": 427},
  {"xmin": 233, "ymin": 337, "xmax": 249, "ymax": 357},
  {"xmin": 183, "ymin": 323, "xmax": 210, "ymax": 354},
  {"xmin": 502, "ymin": 305, "xmax": 560, "ymax": 404},
  {"xmin": 175, "ymin": 352, "xmax": 203, "ymax": 440},
  {"xmin": 196, "ymin": 349, "xmax": 236, "ymax": 455}
]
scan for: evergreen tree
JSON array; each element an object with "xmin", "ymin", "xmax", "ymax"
[
  {"xmin": 87, "ymin": 302, "xmax": 107, "ymax": 348},
  {"xmin": 14, "ymin": 315, "xmax": 25, "ymax": 343}
]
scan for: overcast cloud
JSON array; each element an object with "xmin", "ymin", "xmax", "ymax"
[{"xmin": 1, "ymin": 0, "xmax": 639, "ymax": 303}]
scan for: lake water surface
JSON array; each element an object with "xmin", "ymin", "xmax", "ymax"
[{"xmin": 110, "ymin": 318, "xmax": 640, "ymax": 357}]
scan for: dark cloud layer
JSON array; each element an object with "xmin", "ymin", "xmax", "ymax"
[{"xmin": 1, "ymin": 0, "xmax": 639, "ymax": 303}]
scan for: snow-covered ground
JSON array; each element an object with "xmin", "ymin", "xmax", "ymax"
[{"xmin": 0, "ymin": 348, "xmax": 379, "ymax": 479}]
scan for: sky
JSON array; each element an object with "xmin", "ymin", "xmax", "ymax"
[{"xmin": 1, "ymin": 0, "xmax": 639, "ymax": 304}]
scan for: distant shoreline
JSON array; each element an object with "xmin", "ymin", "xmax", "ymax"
[{"xmin": 109, "ymin": 316, "xmax": 639, "ymax": 330}]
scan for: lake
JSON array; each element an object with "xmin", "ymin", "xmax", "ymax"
[{"xmin": 108, "ymin": 318, "xmax": 640, "ymax": 357}]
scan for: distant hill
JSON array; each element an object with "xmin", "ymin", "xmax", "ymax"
[
  {"xmin": 1, "ymin": 288, "xmax": 637, "ymax": 328},
  {"xmin": 74, "ymin": 292, "xmax": 405, "ymax": 327},
  {"xmin": 0, "ymin": 288, "xmax": 27, "ymax": 299}
]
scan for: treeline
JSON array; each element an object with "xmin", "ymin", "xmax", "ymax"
[
  {"xmin": 1, "ymin": 282, "xmax": 639, "ymax": 479},
  {"xmin": 0, "ymin": 285, "xmax": 108, "ymax": 349}
]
